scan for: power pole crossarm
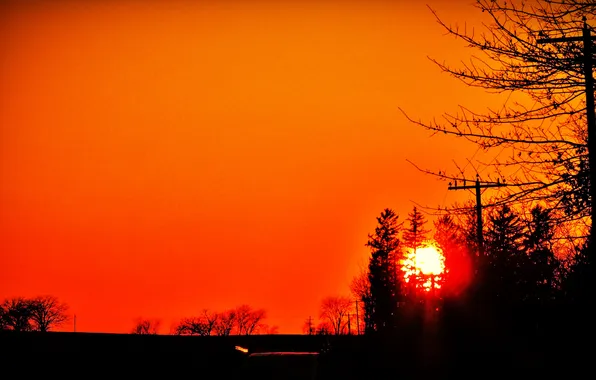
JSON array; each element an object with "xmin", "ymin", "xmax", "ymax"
[{"xmin": 448, "ymin": 176, "xmax": 507, "ymax": 259}]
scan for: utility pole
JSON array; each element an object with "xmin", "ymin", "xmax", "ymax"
[
  {"xmin": 538, "ymin": 16, "xmax": 595, "ymax": 274},
  {"xmin": 355, "ymin": 300, "xmax": 360, "ymax": 335},
  {"xmin": 448, "ymin": 174, "xmax": 506, "ymax": 259}
]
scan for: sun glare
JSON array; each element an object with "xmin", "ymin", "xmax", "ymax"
[{"xmin": 401, "ymin": 242, "xmax": 445, "ymax": 292}]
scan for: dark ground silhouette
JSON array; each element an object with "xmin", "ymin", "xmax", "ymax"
[{"xmin": 1, "ymin": 307, "xmax": 591, "ymax": 379}]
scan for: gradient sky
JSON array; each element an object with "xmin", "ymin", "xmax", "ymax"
[{"xmin": 1, "ymin": 0, "xmax": 503, "ymax": 333}]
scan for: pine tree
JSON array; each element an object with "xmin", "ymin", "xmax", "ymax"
[
  {"xmin": 522, "ymin": 206, "xmax": 558, "ymax": 305},
  {"xmin": 434, "ymin": 214, "xmax": 462, "ymax": 251},
  {"xmin": 402, "ymin": 207, "xmax": 430, "ymax": 252},
  {"xmin": 483, "ymin": 205, "xmax": 525, "ymax": 306},
  {"xmin": 366, "ymin": 208, "xmax": 402, "ymax": 333},
  {"xmin": 434, "ymin": 214, "xmax": 470, "ymax": 296}
]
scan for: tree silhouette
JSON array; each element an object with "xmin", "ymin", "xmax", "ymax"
[
  {"xmin": 234, "ymin": 305, "xmax": 266, "ymax": 335},
  {"xmin": 350, "ymin": 269, "xmax": 372, "ymax": 334},
  {"xmin": 433, "ymin": 214, "xmax": 463, "ymax": 251},
  {"xmin": 29, "ymin": 296, "xmax": 69, "ymax": 332},
  {"xmin": 561, "ymin": 238, "xmax": 591, "ymax": 308},
  {"xmin": 319, "ymin": 296, "xmax": 352, "ymax": 335},
  {"xmin": 402, "ymin": 1, "xmax": 593, "ymax": 229},
  {"xmin": 315, "ymin": 321, "xmax": 332, "ymax": 335},
  {"xmin": 0, "ymin": 298, "xmax": 33, "ymax": 332},
  {"xmin": 434, "ymin": 214, "xmax": 472, "ymax": 297},
  {"xmin": 483, "ymin": 205, "xmax": 526, "ymax": 307},
  {"xmin": 214, "ymin": 309, "xmax": 236, "ymax": 336},
  {"xmin": 522, "ymin": 205, "xmax": 559, "ymax": 304},
  {"xmin": 173, "ymin": 306, "xmax": 268, "ymax": 336},
  {"xmin": 131, "ymin": 318, "xmax": 161, "ymax": 335},
  {"xmin": 402, "ymin": 206, "xmax": 430, "ymax": 251},
  {"xmin": 174, "ymin": 309, "xmax": 219, "ymax": 336},
  {"xmin": 366, "ymin": 208, "xmax": 402, "ymax": 333}
]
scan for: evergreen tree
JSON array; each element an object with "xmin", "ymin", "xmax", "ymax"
[
  {"xmin": 434, "ymin": 214, "xmax": 470, "ymax": 296},
  {"xmin": 451, "ymin": 202, "xmax": 482, "ymax": 279},
  {"xmin": 402, "ymin": 207, "xmax": 430, "ymax": 252},
  {"xmin": 366, "ymin": 208, "xmax": 402, "ymax": 333},
  {"xmin": 483, "ymin": 205, "xmax": 526, "ymax": 306},
  {"xmin": 522, "ymin": 206, "xmax": 558, "ymax": 305},
  {"xmin": 561, "ymin": 239, "xmax": 592, "ymax": 323},
  {"xmin": 434, "ymin": 214, "xmax": 462, "ymax": 251}
]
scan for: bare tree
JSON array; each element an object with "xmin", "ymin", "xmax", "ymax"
[
  {"xmin": 131, "ymin": 318, "xmax": 161, "ymax": 335},
  {"xmin": 214, "ymin": 309, "xmax": 236, "ymax": 336},
  {"xmin": 29, "ymin": 295, "xmax": 69, "ymax": 332},
  {"xmin": 350, "ymin": 270, "xmax": 371, "ymax": 301},
  {"xmin": 200, "ymin": 309, "xmax": 219, "ymax": 334},
  {"xmin": 173, "ymin": 309, "xmax": 219, "ymax": 336},
  {"xmin": 400, "ymin": 0, "xmax": 595, "ymax": 247},
  {"xmin": 350, "ymin": 269, "xmax": 372, "ymax": 334},
  {"xmin": 234, "ymin": 305, "xmax": 267, "ymax": 335},
  {"xmin": 0, "ymin": 298, "xmax": 34, "ymax": 332},
  {"xmin": 319, "ymin": 296, "xmax": 353, "ymax": 335},
  {"xmin": 173, "ymin": 306, "xmax": 268, "ymax": 336},
  {"xmin": 316, "ymin": 321, "xmax": 333, "ymax": 335},
  {"xmin": 174, "ymin": 317, "xmax": 204, "ymax": 335}
]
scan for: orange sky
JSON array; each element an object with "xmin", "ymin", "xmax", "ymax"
[{"xmin": 1, "ymin": 0, "xmax": 502, "ymax": 333}]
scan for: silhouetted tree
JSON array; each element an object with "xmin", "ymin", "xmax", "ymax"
[
  {"xmin": 174, "ymin": 309, "xmax": 219, "ymax": 336},
  {"xmin": 434, "ymin": 214, "xmax": 472, "ymax": 297},
  {"xmin": 560, "ymin": 239, "xmax": 591, "ymax": 320},
  {"xmin": 29, "ymin": 295, "xmax": 69, "ymax": 332},
  {"xmin": 401, "ymin": 1, "xmax": 593, "ymax": 240},
  {"xmin": 434, "ymin": 214, "xmax": 463, "ymax": 250},
  {"xmin": 402, "ymin": 206, "xmax": 430, "ymax": 251},
  {"xmin": 0, "ymin": 298, "xmax": 34, "ymax": 332},
  {"xmin": 366, "ymin": 208, "xmax": 402, "ymax": 333},
  {"xmin": 234, "ymin": 305, "xmax": 267, "ymax": 335},
  {"xmin": 350, "ymin": 269, "xmax": 372, "ymax": 334},
  {"xmin": 483, "ymin": 205, "xmax": 526, "ymax": 306},
  {"xmin": 522, "ymin": 205, "xmax": 559, "ymax": 304},
  {"xmin": 174, "ymin": 306, "xmax": 267, "ymax": 336},
  {"xmin": 453, "ymin": 201, "xmax": 481, "ymax": 258},
  {"xmin": 319, "ymin": 296, "xmax": 352, "ymax": 335},
  {"xmin": 400, "ymin": 1, "xmax": 596, "ymax": 312},
  {"xmin": 315, "ymin": 321, "xmax": 332, "ymax": 335},
  {"xmin": 214, "ymin": 309, "xmax": 237, "ymax": 336},
  {"xmin": 174, "ymin": 317, "xmax": 205, "ymax": 336},
  {"xmin": 131, "ymin": 318, "xmax": 161, "ymax": 335}
]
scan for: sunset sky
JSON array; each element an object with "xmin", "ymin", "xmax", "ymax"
[{"xmin": 1, "ymin": 0, "xmax": 504, "ymax": 333}]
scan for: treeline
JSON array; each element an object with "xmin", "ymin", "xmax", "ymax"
[
  {"xmin": 131, "ymin": 305, "xmax": 277, "ymax": 336},
  {"xmin": 0, "ymin": 296, "xmax": 69, "ymax": 332},
  {"xmin": 319, "ymin": 203, "xmax": 588, "ymax": 336}
]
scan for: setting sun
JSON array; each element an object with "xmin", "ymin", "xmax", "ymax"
[{"xmin": 401, "ymin": 242, "xmax": 445, "ymax": 292}]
